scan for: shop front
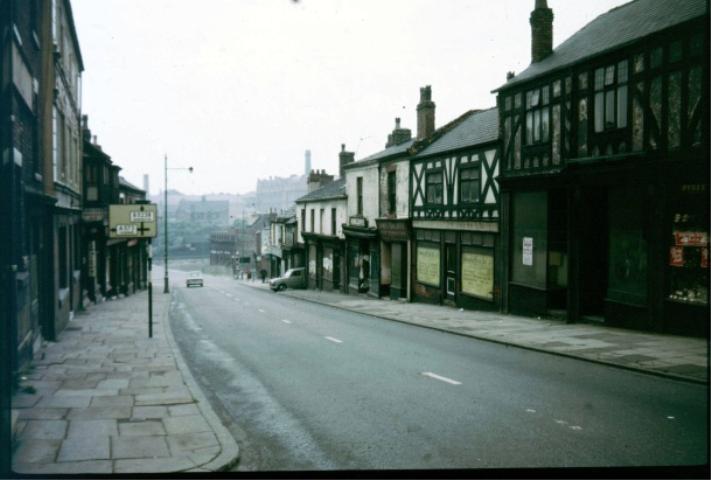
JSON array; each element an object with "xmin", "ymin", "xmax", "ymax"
[
  {"xmin": 412, "ymin": 223, "xmax": 499, "ymax": 310},
  {"xmin": 376, "ymin": 219, "xmax": 411, "ymax": 300},
  {"xmin": 303, "ymin": 233, "xmax": 345, "ymax": 292},
  {"xmin": 343, "ymin": 220, "xmax": 379, "ymax": 297}
]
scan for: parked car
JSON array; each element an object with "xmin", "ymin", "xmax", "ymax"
[
  {"xmin": 270, "ymin": 268, "xmax": 306, "ymax": 291},
  {"xmin": 186, "ymin": 271, "xmax": 204, "ymax": 288}
]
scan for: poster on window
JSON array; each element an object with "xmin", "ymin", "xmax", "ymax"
[
  {"xmin": 669, "ymin": 246, "xmax": 684, "ymax": 267},
  {"xmin": 701, "ymin": 248, "xmax": 708, "ymax": 269},
  {"xmin": 461, "ymin": 250, "xmax": 494, "ymax": 300},
  {"xmin": 417, "ymin": 246, "xmax": 440, "ymax": 286},
  {"xmin": 673, "ymin": 231, "xmax": 708, "ymax": 247},
  {"xmin": 522, "ymin": 237, "xmax": 533, "ymax": 266}
]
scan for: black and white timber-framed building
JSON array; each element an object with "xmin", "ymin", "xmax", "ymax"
[
  {"xmin": 496, "ymin": 0, "xmax": 709, "ymax": 335},
  {"xmin": 410, "ymin": 108, "xmax": 502, "ymax": 310}
]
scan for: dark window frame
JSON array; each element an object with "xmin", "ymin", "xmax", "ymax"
[
  {"xmin": 387, "ymin": 170, "xmax": 397, "ymax": 215},
  {"xmin": 458, "ymin": 163, "xmax": 480, "ymax": 205},
  {"xmin": 592, "ymin": 59, "xmax": 629, "ymax": 133},
  {"xmin": 331, "ymin": 207, "xmax": 337, "ymax": 235},
  {"xmin": 356, "ymin": 177, "xmax": 363, "ymax": 215},
  {"xmin": 425, "ymin": 169, "xmax": 444, "ymax": 205},
  {"xmin": 524, "ymin": 85, "xmax": 551, "ymax": 145}
]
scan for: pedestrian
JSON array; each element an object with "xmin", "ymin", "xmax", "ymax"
[{"xmin": 260, "ymin": 269, "xmax": 267, "ymax": 283}]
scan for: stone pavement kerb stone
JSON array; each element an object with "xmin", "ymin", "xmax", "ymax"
[{"xmin": 240, "ymin": 280, "xmax": 708, "ymax": 385}]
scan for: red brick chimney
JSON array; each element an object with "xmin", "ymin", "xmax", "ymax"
[
  {"xmin": 530, "ymin": 0, "xmax": 554, "ymax": 63},
  {"xmin": 338, "ymin": 144, "xmax": 355, "ymax": 178},
  {"xmin": 416, "ymin": 86, "xmax": 435, "ymax": 140}
]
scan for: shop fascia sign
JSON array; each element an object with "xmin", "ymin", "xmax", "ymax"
[{"xmin": 349, "ymin": 216, "xmax": 368, "ymax": 228}]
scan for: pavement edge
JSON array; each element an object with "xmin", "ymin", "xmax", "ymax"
[
  {"xmin": 160, "ymin": 291, "xmax": 241, "ymax": 472},
  {"xmin": 265, "ymin": 286, "xmax": 708, "ymax": 386}
]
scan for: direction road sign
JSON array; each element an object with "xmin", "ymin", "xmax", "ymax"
[{"xmin": 109, "ymin": 204, "xmax": 158, "ymax": 238}]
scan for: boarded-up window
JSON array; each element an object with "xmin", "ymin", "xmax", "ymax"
[
  {"xmin": 461, "ymin": 248, "xmax": 494, "ymax": 300},
  {"xmin": 417, "ymin": 245, "xmax": 440, "ymax": 287}
]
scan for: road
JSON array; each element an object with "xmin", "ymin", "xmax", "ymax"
[{"xmin": 166, "ymin": 270, "xmax": 708, "ymax": 471}]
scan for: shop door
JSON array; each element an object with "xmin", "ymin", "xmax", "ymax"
[
  {"xmin": 390, "ymin": 243, "xmax": 402, "ymax": 300},
  {"xmin": 580, "ymin": 189, "xmax": 608, "ymax": 315},
  {"xmin": 445, "ymin": 244, "xmax": 457, "ymax": 300},
  {"xmin": 333, "ymin": 250, "xmax": 340, "ymax": 290}
]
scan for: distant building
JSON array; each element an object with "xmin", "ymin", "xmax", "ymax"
[
  {"xmin": 175, "ymin": 197, "xmax": 230, "ymax": 227},
  {"xmin": 255, "ymin": 151, "xmax": 311, "ymax": 213}
]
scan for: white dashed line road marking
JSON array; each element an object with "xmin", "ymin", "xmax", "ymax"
[
  {"xmin": 667, "ymin": 416, "xmax": 676, "ymax": 420},
  {"xmin": 258, "ymin": 308, "xmax": 265, "ymax": 313},
  {"xmin": 281, "ymin": 320, "xmax": 292, "ymax": 324},
  {"xmin": 555, "ymin": 419, "xmax": 568, "ymax": 425},
  {"xmin": 569, "ymin": 425, "xmax": 583, "ymax": 431},
  {"xmin": 526, "ymin": 409, "xmax": 536, "ymax": 413},
  {"xmin": 225, "ymin": 293, "xmax": 233, "ymax": 297},
  {"xmin": 421, "ymin": 372, "xmax": 462, "ymax": 385},
  {"xmin": 324, "ymin": 336, "xmax": 343, "ymax": 344}
]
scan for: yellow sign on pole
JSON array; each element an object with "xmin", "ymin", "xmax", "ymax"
[{"xmin": 108, "ymin": 204, "xmax": 158, "ymax": 238}]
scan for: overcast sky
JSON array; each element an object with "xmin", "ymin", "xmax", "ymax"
[{"xmin": 72, "ymin": 0, "xmax": 629, "ymax": 196}]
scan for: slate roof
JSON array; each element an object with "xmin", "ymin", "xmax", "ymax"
[
  {"xmin": 414, "ymin": 108, "xmax": 499, "ymax": 158},
  {"xmin": 295, "ymin": 178, "xmax": 346, "ymax": 203},
  {"xmin": 345, "ymin": 139, "xmax": 416, "ymax": 170},
  {"xmin": 118, "ymin": 176, "xmax": 145, "ymax": 193},
  {"xmin": 497, "ymin": 0, "xmax": 708, "ymax": 91}
]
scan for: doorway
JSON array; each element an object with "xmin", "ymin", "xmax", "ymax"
[
  {"xmin": 579, "ymin": 189, "xmax": 609, "ymax": 316},
  {"xmin": 445, "ymin": 243, "xmax": 457, "ymax": 301}
]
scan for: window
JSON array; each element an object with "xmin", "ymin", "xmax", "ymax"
[
  {"xmin": 357, "ymin": 177, "xmax": 363, "ymax": 215},
  {"xmin": 58, "ymin": 227, "xmax": 67, "ymax": 288},
  {"xmin": 331, "ymin": 208, "xmax": 337, "ymax": 235},
  {"xmin": 319, "ymin": 209, "xmax": 324, "ymax": 233},
  {"xmin": 459, "ymin": 165, "xmax": 480, "ymax": 204},
  {"xmin": 301, "ymin": 209, "xmax": 305, "ymax": 237},
  {"xmin": 425, "ymin": 171, "xmax": 443, "ymax": 204},
  {"xmin": 387, "ymin": 171, "xmax": 396, "ymax": 214},
  {"xmin": 594, "ymin": 60, "xmax": 628, "ymax": 132},
  {"xmin": 310, "ymin": 209, "xmax": 315, "ymax": 232},
  {"xmin": 525, "ymin": 86, "xmax": 550, "ymax": 145}
]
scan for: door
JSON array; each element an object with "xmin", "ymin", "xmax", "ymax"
[{"xmin": 445, "ymin": 243, "xmax": 457, "ymax": 300}]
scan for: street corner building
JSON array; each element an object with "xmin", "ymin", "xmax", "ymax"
[{"xmin": 495, "ymin": 0, "xmax": 709, "ymax": 335}]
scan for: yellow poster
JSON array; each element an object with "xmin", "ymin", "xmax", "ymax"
[
  {"xmin": 417, "ymin": 246, "xmax": 440, "ymax": 286},
  {"xmin": 461, "ymin": 250, "xmax": 493, "ymax": 300}
]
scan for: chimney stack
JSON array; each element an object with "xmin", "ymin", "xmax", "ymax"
[
  {"xmin": 530, "ymin": 0, "xmax": 553, "ymax": 63},
  {"xmin": 339, "ymin": 143, "xmax": 355, "ymax": 178},
  {"xmin": 416, "ymin": 86, "xmax": 435, "ymax": 140},
  {"xmin": 386, "ymin": 117, "xmax": 412, "ymax": 147},
  {"xmin": 143, "ymin": 174, "xmax": 149, "ymax": 194},
  {"xmin": 307, "ymin": 169, "xmax": 334, "ymax": 193},
  {"xmin": 304, "ymin": 150, "xmax": 312, "ymax": 177}
]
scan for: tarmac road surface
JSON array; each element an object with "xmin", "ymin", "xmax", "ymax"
[{"xmin": 168, "ymin": 271, "xmax": 708, "ymax": 472}]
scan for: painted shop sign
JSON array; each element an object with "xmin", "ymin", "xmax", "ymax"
[
  {"xmin": 522, "ymin": 237, "xmax": 533, "ymax": 266},
  {"xmin": 417, "ymin": 246, "xmax": 440, "ymax": 287},
  {"xmin": 349, "ymin": 216, "xmax": 368, "ymax": 228},
  {"xmin": 461, "ymin": 250, "xmax": 493, "ymax": 300}
]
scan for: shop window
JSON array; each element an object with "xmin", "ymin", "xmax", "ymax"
[
  {"xmin": 416, "ymin": 244, "xmax": 440, "ymax": 287},
  {"xmin": 459, "ymin": 165, "xmax": 480, "ymax": 204},
  {"xmin": 594, "ymin": 60, "xmax": 628, "ymax": 132},
  {"xmin": 511, "ymin": 191, "xmax": 548, "ymax": 289},
  {"xmin": 425, "ymin": 171, "xmax": 443, "ymax": 205},
  {"xmin": 607, "ymin": 188, "xmax": 647, "ymax": 305},
  {"xmin": 668, "ymin": 185, "xmax": 708, "ymax": 306},
  {"xmin": 525, "ymin": 86, "xmax": 550, "ymax": 145},
  {"xmin": 461, "ymin": 247, "xmax": 494, "ymax": 300}
]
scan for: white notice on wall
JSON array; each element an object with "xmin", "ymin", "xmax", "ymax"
[{"xmin": 523, "ymin": 237, "xmax": 533, "ymax": 266}]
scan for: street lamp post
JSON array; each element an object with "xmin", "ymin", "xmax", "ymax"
[{"xmin": 163, "ymin": 154, "xmax": 193, "ymax": 294}]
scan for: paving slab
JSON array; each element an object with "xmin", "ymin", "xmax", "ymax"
[
  {"xmin": 57, "ymin": 435, "xmax": 110, "ymax": 462},
  {"xmin": 11, "ymin": 288, "xmax": 240, "ymax": 474}
]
